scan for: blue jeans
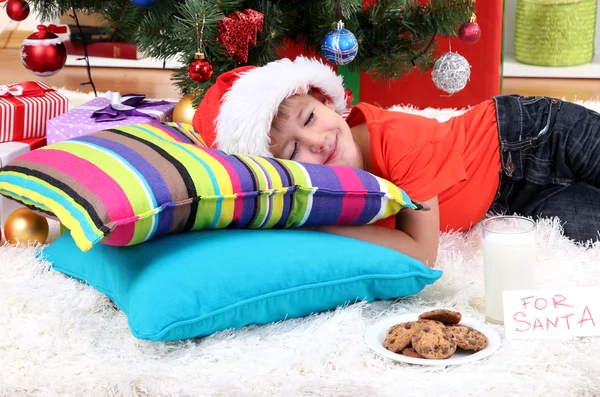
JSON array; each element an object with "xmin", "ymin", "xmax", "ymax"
[{"xmin": 490, "ymin": 95, "xmax": 600, "ymax": 243}]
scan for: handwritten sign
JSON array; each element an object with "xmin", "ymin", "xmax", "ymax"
[{"xmin": 503, "ymin": 288, "xmax": 599, "ymax": 339}]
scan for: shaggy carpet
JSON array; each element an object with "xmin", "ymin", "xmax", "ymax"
[{"xmin": 1, "ymin": 89, "xmax": 599, "ymax": 397}]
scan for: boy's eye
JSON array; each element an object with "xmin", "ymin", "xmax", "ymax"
[
  {"xmin": 304, "ymin": 111, "xmax": 314, "ymax": 127},
  {"xmin": 289, "ymin": 142, "xmax": 299, "ymax": 160}
]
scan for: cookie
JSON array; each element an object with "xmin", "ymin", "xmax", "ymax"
[
  {"xmin": 419, "ymin": 309, "xmax": 462, "ymax": 325},
  {"xmin": 411, "ymin": 327, "xmax": 457, "ymax": 360},
  {"xmin": 412, "ymin": 319, "xmax": 446, "ymax": 333},
  {"xmin": 447, "ymin": 324, "xmax": 488, "ymax": 352},
  {"xmin": 383, "ymin": 320, "xmax": 445, "ymax": 353},
  {"xmin": 402, "ymin": 347, "xmax": 424, "ymax": 359},
  {"xmin": 383, "ymin": 322, "xmax": 415, "ymax": 353}
]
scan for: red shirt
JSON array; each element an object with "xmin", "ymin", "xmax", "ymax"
[{"xmin": 346, "ymin": 101, "xmax": 501, "ymax": 232}]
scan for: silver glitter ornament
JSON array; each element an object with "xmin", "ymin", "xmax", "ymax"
[{"xmin": 431, "ymin": 52, "xmax": 471, "ymax": 94}]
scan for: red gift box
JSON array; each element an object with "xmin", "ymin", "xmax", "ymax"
[
  {"xmin": 279, "ymin": 0, "xmax": 503, "ymax": 109},
  {"xmin": 0, "ymin": 136, "xmax": 47, "ymax": 224},
  {"xmin": 0, "ymin": 81, "xmax": 68, "ymax": 143}
]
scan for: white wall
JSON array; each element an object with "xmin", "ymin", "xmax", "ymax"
[
  {"xmin": 0, "ymin": 12, "xmax": 38, "ymax": 32},
  {"xmin": 503, "ymin": 0, "xmax": 600, "ymax": 56}
]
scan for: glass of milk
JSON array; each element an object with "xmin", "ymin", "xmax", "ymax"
[{"xmin": 482, "ymin": 216, "xmax": 536, "ymax": 324}]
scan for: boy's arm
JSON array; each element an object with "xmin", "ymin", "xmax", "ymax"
[{"xmin": 311, "ymin": 196, "xmax": 440, "ymax": 267}]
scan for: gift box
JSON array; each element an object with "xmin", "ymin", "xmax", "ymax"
[
  {"xmin": 0, "ymin": 137, "xmax": 47, "ymax": 225},
  {"xmin": 46, "ymin": 92, "xmax": 176, "ymax": 144},
  {"xmin": 0, "ymin": 81, "xmax": 68, "ymax": 143}
]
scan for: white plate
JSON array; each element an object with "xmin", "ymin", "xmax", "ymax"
[{"xmin": 364, "ymin": 313, "xmax": 501, "ymax": 366}]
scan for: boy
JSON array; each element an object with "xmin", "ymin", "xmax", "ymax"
[{"xmin": 193, "ymin": 57, "xmax": 600, "ymax": 265}]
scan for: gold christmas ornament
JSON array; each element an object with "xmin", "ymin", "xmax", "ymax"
[
  {"xmin": 4, "ymin": 208, "xmax": 49, "ymax": 246},
  {"xmin": 172, "ymin": 95, "xmax": 198, "ymax": 125}
]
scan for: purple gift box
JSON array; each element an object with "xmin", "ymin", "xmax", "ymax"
[{"xmin": 46, "ymin": 92, "xmax": 176, "ymax": 144}]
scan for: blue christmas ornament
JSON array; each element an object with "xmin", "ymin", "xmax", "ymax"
[
  {"xmin": 321, "ymin": 21, "xmax": 358, "ymax": 66},
  {"xmin": 131, "ymin": 0, "xmax": 158, "ymax": 7}
]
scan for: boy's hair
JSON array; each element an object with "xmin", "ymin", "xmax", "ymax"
[
  {"xmin": 271, "ymin": 98, "xmax": 295, "ymax": 133},
  {"xmin": 271, "ymin": 89, "xmax": 324, "ymax": 133}
]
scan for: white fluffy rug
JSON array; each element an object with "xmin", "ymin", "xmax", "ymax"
[{"xmin": 1, "ymin": 89, "xmax": 600, "ymax": 397}]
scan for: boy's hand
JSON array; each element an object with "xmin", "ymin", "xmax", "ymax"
[
  {"xmin": 395, "ymin": 196, "xmax": 440, "ymax": 266},
  {"xmin": 308, "ymin": 196, "xmax": 440, "ymax": 267}
]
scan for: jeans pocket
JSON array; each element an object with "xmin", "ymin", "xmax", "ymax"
[{"xmin": 520, "ymin": 97, "xmax": 560, "ymax": 148}]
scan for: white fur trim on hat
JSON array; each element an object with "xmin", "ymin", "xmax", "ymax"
[{"xmin": 215, "ymin": 56, "xmax": 347, "ymax": 157}]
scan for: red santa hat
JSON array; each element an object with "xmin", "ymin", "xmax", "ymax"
[{"xmin": 192, "ymin": 56, "xmax": 347, "ymax": 157}]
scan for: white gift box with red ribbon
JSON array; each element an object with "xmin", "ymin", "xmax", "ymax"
[
  {"xmin": 0, "ymin": 81, "xmax": 68, "ymax": 143},
  {"xmin": 0, "ymin": 137, "xmax": 46, "ymax": 225}
]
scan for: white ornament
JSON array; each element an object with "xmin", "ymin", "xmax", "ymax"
[{"xmin": 432, "ymin": 52, "xmax": 471, "ymax": 94}]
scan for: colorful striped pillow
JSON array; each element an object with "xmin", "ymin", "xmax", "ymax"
[{"xmin": 0, "ymin": 122, "xmax": 416, "ymax": 252}]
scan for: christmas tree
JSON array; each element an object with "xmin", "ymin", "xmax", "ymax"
[{"xmin": 25, "ymin": 0, "xmax": 476, "ymax": 101}]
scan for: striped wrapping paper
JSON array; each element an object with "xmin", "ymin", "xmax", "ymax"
[
  {"xmin": 0, "ymin": 136, "xmax": 47, "ymax": 224},
  {"xmin": 0, "ymin": 81, "xmax": 68, "ymax": 143},
  {"xmin": 0, "ymin": 122, "xmax": 415, "ymax": 252}
]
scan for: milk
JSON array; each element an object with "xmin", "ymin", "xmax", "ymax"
[{"xmin": 482, "ymin": 217, "xmax": 536, "ymax": 324}]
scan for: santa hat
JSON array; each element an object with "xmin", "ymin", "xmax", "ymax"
[{"xmin": 192, "ymin": 56, "xmax": 347, "ymax": 157}]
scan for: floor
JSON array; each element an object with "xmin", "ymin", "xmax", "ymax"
[{"xmin": 3, "ymin": 48, "xmax": 600, "ymax": 102}]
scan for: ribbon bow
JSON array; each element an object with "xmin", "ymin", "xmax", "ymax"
[
  {"xmin": 0, "ymin": 81, "xmax": 48, "ymax": 98},
  {"xmin": 0, "ymin": 85, "xmax": 24, "ymax": 97},
  {"xmin": 36, "ymin": 24, "xmax": 68, "ymax": 35},
  {"xmin": 91, "ymin": 91, "xmax": 170, "ymax": 122}
]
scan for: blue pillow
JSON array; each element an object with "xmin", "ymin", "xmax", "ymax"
[{"xmin": 43, "ymin": 230, "xmax": 442, "ymax": 341}]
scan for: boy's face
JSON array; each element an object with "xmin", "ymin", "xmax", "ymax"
[{"xmin": 268, "ymin": 94, "xmax": 362, "ymax": 169}]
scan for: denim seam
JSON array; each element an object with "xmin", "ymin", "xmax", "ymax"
[
  {"xmin": 518, "ymin": 98, "xmax": 524, "ymax": 140},
  {"xmin": 505, "ymin": 140, "xmax": 532, "ymax": 151},
  {"xmin": 581, "ymin": 182, "xmax": 600, "ymax": 194},
  {"xmin": 521, "ymin": 153, "xmax": 554, "ymax": 166},
  {"xmin": 520, "ymin": 96, "xmax": 549, "ymax": 106},
  {"xmin": 532, "ymin": 99, "xmax": 561, "ymax": 148},
  {"xmin": 551, "ymin": 177, "xmax": 574, "ymax": 185},
  {"xmin": 503, "ymin": 97, "xmax": 557, "ymax": 151},
  {"xmin": 533, "ymin": 98, "xmax": 552, "ymax": 142},
  {"xmin": 530, "ymin": 130, "xmax": 552, "ymax": 148},
  {"xmin": 493, "ymin": 97, "xmax": 506, "ymax": 201},
  {"xmin": 505, "ymin": 179, "xmax": 515, "ymax": 202},
  {"xmin": 524, "ymin": 175, "xmax": 571, "ymax": 186}
]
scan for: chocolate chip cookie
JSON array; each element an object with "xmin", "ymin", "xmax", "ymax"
[
  {"xmin": 402, "ymin": 347, "xmax": 424, "ymax": 359},
  {"xmin": 411, "ymin": 319, "xmax": 446, "ymax": 333},
  {"xmin": 418, "ymin": 309, "xmax": 462, "ymax": 325},
  {"xmin": 447, "ymin": 324, "xmax": 488, "ymax": 352},
  {"xmin": 411, "ymin": 326, "xmax": 457, "ymax": 360},
  {"xmin": 383, "ymin": 320, "xmax": 445, "ymax": 353},
  {"xmin": 383, "ymin": 322, "xmax": 415, "ymax": 353}
]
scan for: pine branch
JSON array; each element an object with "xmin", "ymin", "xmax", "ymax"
[{"xmin": 29, "ymin": 0, "xmax": 476, "ymax": 98}]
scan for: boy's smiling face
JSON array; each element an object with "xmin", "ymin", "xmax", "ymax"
[{"xmin": 268, "ymin": 93, "xmax": 363, "ymax": 169}]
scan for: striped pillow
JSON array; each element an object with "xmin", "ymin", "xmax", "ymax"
[{"xmin": 0, "ymin": 122, "xmax": 415, "ymax": 252}]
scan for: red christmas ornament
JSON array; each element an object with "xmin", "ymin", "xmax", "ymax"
[
  {"xmin": 217, "ymin": 9, "xmax": 264, "ymax": 64},
  {"xmin": 6, "ymin": 0, "xmax": 30, "ymax": 21},
  {"xmin": 459, "ymin": 14, "xmax": 481, "ymax": 45},
  {"xmin": 21, "ymin": 25, "xmax": 68, "ymax": 77},
  {"xmin": 188, "ymin": 52, "xmax": 213, "ymax": 83}
]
